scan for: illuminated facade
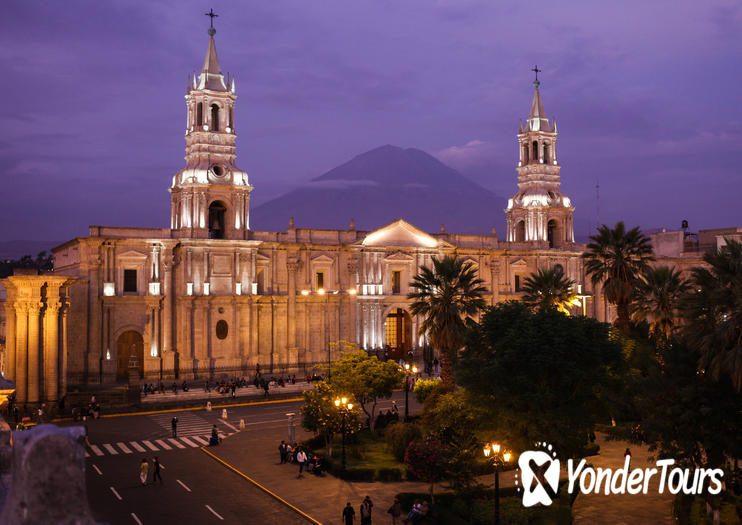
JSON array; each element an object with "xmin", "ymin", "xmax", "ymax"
[{"xmin": 1, "ymin": 28, "xmax": 604, "ymax": 396}]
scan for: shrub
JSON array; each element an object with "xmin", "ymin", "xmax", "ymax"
[
  {"xmin": 377, "ymin": 467, "xmax": 405, "ymax": 482},
  {"xmin": 385, "ymin": 422, "xmax": 422, "ymax": 461},
  {"xmin": 342, "ymin": 467, "xmax": 376, "ymax": 482},
  {"xmin": 413, "ymin": 378, "xmax": 442, "ymax": 404}
]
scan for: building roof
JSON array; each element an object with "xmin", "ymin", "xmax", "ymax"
[
  {"xmin": 527, "ymin": 86, "xmax": 553, "ymax": 132},
  {"xmin": 197, "ymin": 33, "xmax": 228, "ymax": 92}
]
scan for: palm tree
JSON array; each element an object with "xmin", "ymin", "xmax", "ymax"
[
  {"xmin": 408, "ymin": 255, "xmax": 487, "ymax": 387},
  {"xmin": 583, "ymin": 221, "xmax": 655, "ymax": 334},
  {"xmin": 631, "ymin": 265, "xmax": 690, "ymax": 343},
  {"xmin": 682, "ymin": 239, "xmax": 742, "ymax": 391},
  {"xmin": 521, "ymin": 267, "xmax": 578, "ymax": 314}
]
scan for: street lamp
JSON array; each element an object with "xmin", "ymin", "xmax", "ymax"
[
  {"xmin": 403, "ymin": 363, "xmax": 418, "ymax": 422},
  {"xmin": 483, "ymin": 442, "xmax": 512, "ymax": 525},
  {"xmin": 334, "ymin": 397, "xmax": 353, "ymax": 473}
]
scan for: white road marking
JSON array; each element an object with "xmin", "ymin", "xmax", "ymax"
[
  {"xmin": 116, "ymin": 442, "xmax": 133, "ymax": 454},
  {"xmin": 130, "ymin": 441, "xmax": 146, "ymax": 452},
  {"xmin": 92, "ymin": 464, "xmax": 103, "ymax": 475},
  {"xmin": 177, "ymin": 479, "xmax": 192, "ymax": 492},
  {"xmin": 180, "ymin": 437, "xmax": 198, "ymax": 447},
  {"xmin": 131, "ymin": 512, "xmax": 143, "ymax": 525},
  {"xmin": 110, "ymin": 486, "xmax": 122, "ymax": 501},
  {"xmin": 168, "ymin": 438, "xmax": 186, "ymax": 449},
  {"xmin": 218, "ymin": 419, "xmax": 239, "ymax": 432},
  {"xmin": 155, "ymin": 439, "xmax": 172, "ymax": 450},
  {"xmin": 90, "ymin": 445, "xmax": 104, "ymax": 456},
  {"xmin": 191, "ymin": 436, "xmax": 209, "ymax": 445},
  {"xmin": 205, "ymin": 505, "xmax": 224, "ymax": 520},
  {"xmin": 143, "ymin": 440, "xmax": 159, "ymax": 451},
  {"xmin": 103, "ymin": 444, "xmax": 119, "ymax": 455}
]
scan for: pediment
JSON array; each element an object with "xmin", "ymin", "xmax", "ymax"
[
  {"xmin": 384, "ymin": 251, "xmax": 414, "ymax": 262},
  {"xmin": 510, "ymin": 257, "xmax": 528, "ymax": 267},
  {"xmin": 311, "ymin": 254, "xmax": 335, "ymax": 265},
  {"xmin": 255, "ymin": 252, "xmax": 271, "ymax": 265},
  {"xmin": 459, "ymin": 256, "xmax": 479, "ymax": 266},
  {"xmin": 117, "ymin": 250, "xmax": 147, "ymax": 259},
  {"xmin": 361, "ymin": 219, "xmax": 448, "ymax": 248}
]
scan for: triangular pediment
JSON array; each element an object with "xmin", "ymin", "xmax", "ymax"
[
  {"xmin": 117, "ymin": 250, "xmax": 147, "ymax": 259},
  {"xmin": 510, "ymin": 257, "xmax": 527, "ymax": 267},
  {"xmin": 255, "ymin": 252, "xmax": 271, "ymax": 265},
  {"xmin": 311, "ymin": 254, "xmax": 335, "ymax": 264},
  {"xmin": 384, "ymin": 251, "xmax": 414, "ymax": 262},
  {"xmin": 361, "ymin": 219, "xmax": 447, "ymax": 248}
]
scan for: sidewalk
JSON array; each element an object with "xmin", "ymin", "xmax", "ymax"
[
  {"xmin": 139, "ymin": 381, "xmax": 314, "ymax": 406},
  {"xmin": 572, "ymin": 434, "xmax": 674, "ymax": 524}
]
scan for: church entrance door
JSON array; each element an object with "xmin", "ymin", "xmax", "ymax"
[
  {"xmin": 384, "ymin": 308, "xmax": 412, "ymax": 361},
  {"xmin": 116, "ymin": 330, "xmax": 144, "ymax": 381}
]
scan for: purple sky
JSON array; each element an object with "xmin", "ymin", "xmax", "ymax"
[{"xmin": 1, "ymin": 1, "xmax": 740, "ymax": 242}]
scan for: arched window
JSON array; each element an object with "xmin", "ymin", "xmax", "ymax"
[
  {"xmin": 196, "ymin": 103, "xmax": 203, "ymax": 126},
  {"xmin": 547, "ymin": 219, "xmax": 558, "ymax": 248},
  {"xmin": 208, "ymin": 201, "xmax": 227, "ymax": 239},
  {"xmin": 210, "ymin": 104, "xmax": 220, "ymax": 131},
  {"xmin": 523, "ymin": 144, "xmax": 529, "ymax": 163},
  {"xmin": 543, "ymin": 143, "xmax": 550, "ymax": 164},
  {"xmin": 515, "ymin": 220, "xmax": 526, "ymax": 242},
  {"xmin": 553, "ymin": 263, "xmax": 564, "ymax": 275},
  {"xmin": 229, "ymin": 107, "xmax": 234, "ymax": 130},
  {"xmin": 532, "ymin": 141, "xmax": 539, "ymax": 163}
]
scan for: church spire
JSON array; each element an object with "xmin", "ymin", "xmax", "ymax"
[
  {"xmin": 197, "ymin": 10, "xmax": 227, "ymax": 92},
  {"xmin": 527, "ymin": 66, "xmax": 551, "ymax": 132}
]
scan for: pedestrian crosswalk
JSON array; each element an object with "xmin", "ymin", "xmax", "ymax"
[
  {"xmin": 85, "ymin": 431, "xmax": 234, "ymax": 457},
  {"xmin": 148, "ymin": 412, "xmax": 217, "ymax": 437}
]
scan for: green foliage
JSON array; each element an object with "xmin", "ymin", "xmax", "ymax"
[
  {"xmin": 413, "ymin": 378, "xmax": 441, "ymax": 404},
  {"xmin": 583, "ymin": 221, "xmax": 654, "ymax": 332},
  {"xmin": 385, "ymin": 422, "xmax": 422, "ymax": 461},
  {"xmin": 631, "ymin": 265, "xmax": 690, "ymax": 344},
  {"xmin": 521, "ymin": 267, "xmax": 577, "ymax": 314},
  {"xmin": 328, "ymin": 350, "xmax": 405, "ymax": 432},
  {"xmin": 404, "ymin": 439, "xmax": 447, "ymax": 500},
  {"xmin": 682, "ymin": 238, "xmax": 742, "ymax": 391},
  {"xmin": 457, "ymin": 301, "xmax": 624, "ymax": 460},
  {"xmin": 408, "ymin": 255, "xmax": 487, "ymax": 386},
  {"xmin": 300, "ymin": 380, "xmax": 361, "ymax": 454}
]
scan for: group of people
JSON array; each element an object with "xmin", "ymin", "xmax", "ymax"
[
  {"xmin": 277, "ymin": 440, "xmax": 323, "ymax": 477},
  {"xmin": 138, "ymin": 457, "xmax": 163, "ymax": 485},
  {"xmin": 341, "ymin": 496, "xmax": 428, "ymax": 524},
  {"xmin": 71, "ymin": 395, "xmax": 101, "ymax": 422}
]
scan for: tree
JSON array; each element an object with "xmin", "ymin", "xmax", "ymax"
[
  {"xmin": 300, "ymin": 380, "xmax": 361, "ymax": 456},
  {"xmin": 408, "ymin": 255, "xmax": 487, "ymax": 387},
  {"xmin": 682, "ymin": 238, "xmax": 742, "ymax": 391},
  {"xmin": 413, "ymin": 378, "xmax": 442, "ymax": 404},
  {"xmin": 328, "ymin": 350, "xmax": 405, "ymax": 433},
  {"xmin": 583, "ymin": 221, "xmax": 655, "ymax": 334},
  {"xmin": 457, "ymin": 301, "xmax": 624, "ymax": 460},
  {"xmin": 0, "ymin": 251, "xmax": 54, "ymax": 278},
  {"xmin": 521, "ymin": 267, "xmax": 578, "ymax": 314},
  {"xmin": 631, "ymin": 265, "xmax": 690, "ymax": 344},
  {"xmin": 404, "ymin": 439, "xmax": 447, "ymax": 502}
]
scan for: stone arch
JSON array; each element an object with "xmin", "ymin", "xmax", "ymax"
[
  {"xmin": 210, "ymin": 103, "xmax": 220, "ymax": 131},
  {"xmin": 196, "ymin": 102, "xmax": 203, "ymax": 127},
  {"xmin": 547, "ymin": 218, "xmax": 562, "ymax": 248},
  {"xmin": 116, "ymin": 330, "xmax": 143, "ymax": 381},
  {"xmin": 208, "ymin": 200, "xmax": 227, "ymax": 239},
  {"xmin": 515, "ymin": 220, "xmax": 526, "ymax": 242}
]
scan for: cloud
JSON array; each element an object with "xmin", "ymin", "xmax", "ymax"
[
  {"xmin": 433, "ymin": 139, "xmax": 500, "ymax": 170},
  {"xmin": 307, "ymin": 179, "xmax": 379, "ymax": 190}
]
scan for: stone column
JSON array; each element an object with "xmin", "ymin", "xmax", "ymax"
[
  {"xmin": 44, "ymin": 302, "xmax": 60, "ymax": 402},
  {"xmin": 4, "ymin": 303, "xmax": 15, "ymax": 382},
  {"xmin": 490, "ymin": 263, "xmax": 500, "ymax": 306},
  {"xmin": 14, "ymin": 304, "xmax": 28, "ymax": 404},
  {"xmin": 27, "ymin": 302, "xmax": 41, "ymax": 404},
  {"xmin": 286, "ymin": 261, "xmax": 299, "ymax": 367},
  {"xmin": 60, "ymin": 299, "xmax": 69, "ymax": 399}
]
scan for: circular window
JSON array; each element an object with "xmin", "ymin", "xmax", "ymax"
[
  {"xmin": 212, "ymin": 165, "xmax": 224, "ymax": 177},
  {"xmin": 216, "ymin": 320, "xmax": 228, "ymax": 340}
]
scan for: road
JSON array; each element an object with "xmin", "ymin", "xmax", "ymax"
[{"xmin": 67, "ymin": 392, "xmax": 418, "ymax": 524}]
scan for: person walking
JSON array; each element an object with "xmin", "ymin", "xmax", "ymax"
[
  {"xmin": 296, "ymin": 448, "xmax": 307, "ymax": 478},
  {"xmin": 342, "ymin": 502, "xmax": 355, "ymax": 525},
  {"xmin": 152, "ymin": 456, "xmax": 163, "ymax": 485},
  {"xmin": 171, "ymin": 416, "xmax": 178, "ymax": 438},
  {"xmin": 279, "ymin": 440, "xmax": 287, "ymax": 464},
  {"xmin": 211, "ymin": 424, "xmax": 220, "ymax": 446},
  {"xmin": 360, "ymin": 495, "xmax": 373, "ymax": 525},
  {"xmin": 387, "ymin": 497, "xmax": 402, "ymax": 525},
  {"xmin": 139, "ymin": 458, "xmax": 149, "ymax": 485}
]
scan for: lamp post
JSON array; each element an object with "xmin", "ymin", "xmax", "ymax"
[
  {"xmin": 334, "ymin": 396, "xmax": 353, "ymax": 473},
  {"xmin": 403, "ymin": 363, "xmax": 418, "ymax": 422},
  {"xmin": 483, "ymin": 442, "xmax": 512, "ymax": 525}
]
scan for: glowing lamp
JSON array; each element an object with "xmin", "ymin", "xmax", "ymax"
[
  {"xmin": 493, "ymin": 443, "xmax": 501, "ymax": 454},
  {"xmin": 301, "ymin": 290, "xmax": 310, "ymax": 296},
  {"xmin": 348, "ymin": 288, "xmax": 357, "ymax": 295},
  {"xmin": 341, "ymin": 397, "xmax": 347, "ymax": 405},
  {"xmin": 347, "ymin": 403, "xmax": 353, "ymax": 410},
  {"xmin": 483, "ymin": 445, "xmax": 491, "ymax": 458},
  {"xmin": 503, "ymin": 452, "xmax": 512, "ymax": 463},
  {"xmin": 334, "ymin": 399, "xmax": 341, "ymax": 407},
  {"xmin": 317, "ymin": 288, "xmax": 325, "ymax": 295}
]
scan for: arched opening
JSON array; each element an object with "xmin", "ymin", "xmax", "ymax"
[
  {"xmin": 208, "ymin": 201, "xmax": 227, "ymax": 239},
  {"xmin": 532, "ymin": 141, "xmax": 539, "ymax": 163},
  {"xmin": 196, "ymin": 102, "xmax": 203, "ymax": 126},
  {"xmin": 229, "ymin": 107, "xmax": 234, "ymax": 130},
  {"xmin": 523, "ymin": 144, "xmax": 529, "ymax": 164},
  {"xmin": 543, "ymin": 143, "xmax": 550, "ymax": 164},
  {"xmin": 547, "ymin": 219, "xmax": 559, "ymax": 248},
  {"xmin": 554, "ymin": 263, "xmax": 564, "ymax": 275},
  {"xmin": 384, "ymin": 308, "xmax": 412, "ymax": 360},
  {"xmin": 117, "ymin": 330, "xmax": 143, "ymax": 382},
  {"xmin": 210, "ymin": 104, "xmax": 220, "ymax": 131},
  {"xmin": 515, "ymin": 220, "xmax": 526, "ymax": 242}
]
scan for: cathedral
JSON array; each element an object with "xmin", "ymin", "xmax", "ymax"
[{"xmin": 1, "ymin": 26, "xmax": 602, "ymax": 406}]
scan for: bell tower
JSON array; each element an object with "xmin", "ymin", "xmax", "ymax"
[
  {"xmin": 506, "ymin": 68, "xmax": 574, "ymax": 247},
  {"xmin": 170, "ymin": 15, "xmax": 253, "ymax": 240}
]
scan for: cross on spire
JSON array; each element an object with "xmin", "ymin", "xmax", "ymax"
[
  {"xmin": 205, "ymin": 8, "xmax": 218, "ymax": 32},
  {"xmin": 532, "ymin": 65, "xmax": 542, "ymax": 87}
]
